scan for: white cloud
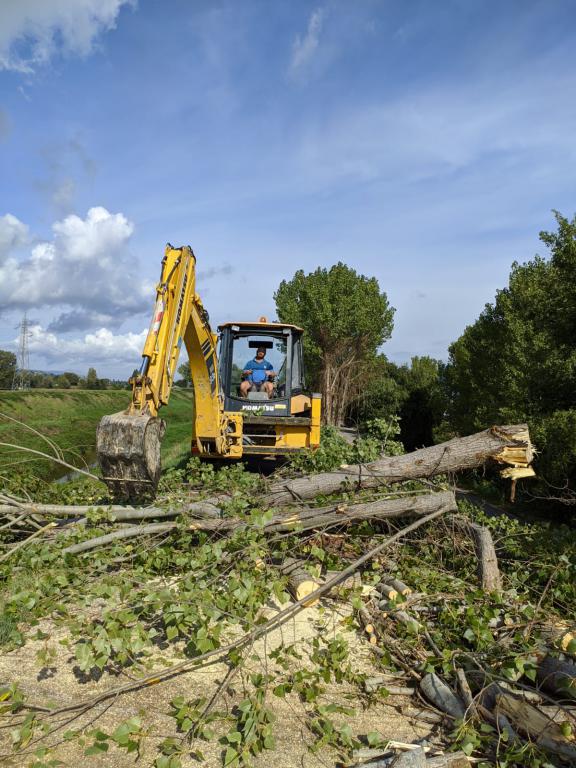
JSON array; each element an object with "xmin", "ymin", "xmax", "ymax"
[
  {"xmin": 289, "ymin": 8, "xmax": 325, "ymax": 75},
  {"xmin": 0, "ymin": 213, "xmax": 29, "ymax": 261},
  {"xmin": 0, "ymin": 206, "xmax": 151, "ymax": 327},
  {"xmin": 27, "ymin": 324, "xmax": 147, "ymax": 367},
  {"xmin": 0, "ymin": 0, "xmax": 133, "ymax": 72}
]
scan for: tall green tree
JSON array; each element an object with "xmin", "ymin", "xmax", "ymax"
[
  {"xmin": 177, "ymin": 361, "xmax": 192, "ymax": 388},
  {"xmin": 397, "ymin": 356, "xmax": 448, "ymax": 450},
  {"xmin": 0, "ymin": 350, "xmax": 16, "ymax": 389},
  {"xmin": 446, "ymin": 211, "xmax": 576, "ymax": 489},
  {"xmin": 275, "ymin": 263, "xmax": 394, "ymax": 424},
  {"xmin": 85, "ymin": 367, "xmax": 100, "ymax": 390}
]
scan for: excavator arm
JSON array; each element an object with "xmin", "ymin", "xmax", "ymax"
[{"xmin": 97, "ymin": 244, "xmax": 222, "ymax": 501}]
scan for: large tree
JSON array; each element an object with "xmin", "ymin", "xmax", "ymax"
[
  {"xmin": 0, "ymin": 350, "xmax": 16, "ymax": 389},
  {"xmin": 446, "ymin": 211, "xmax": 576, "ymax": 489},
  {"xmin": 274, "ymin": 263, "xmax": 394, "ymax": 424},
  {"xmin": 177, "ymin": 361, "xmax": 192, "ymax": 388}
]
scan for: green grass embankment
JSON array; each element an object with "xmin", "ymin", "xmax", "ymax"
[{"xmin": 0, "ymin": 388, "xmax": 194, "ymax": 482}]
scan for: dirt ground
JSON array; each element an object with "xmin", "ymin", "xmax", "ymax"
[{"xmin": 0, "ymin": 598, "xmax": 443, "ymax": 768}]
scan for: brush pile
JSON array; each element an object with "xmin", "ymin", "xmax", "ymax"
[{"xmin": 0, "ymin": 423, "xmax": 575, "ymax": 768}]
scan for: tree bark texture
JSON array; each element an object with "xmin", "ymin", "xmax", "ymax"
[
  {"xmin": 536, "ymin": 654, "xmax": 576, "ymax": 699},
  {"xmin": 61, "ymin": 491, "xmax": 456, "ymax": 554},
  {"xmin": 450, "ymin": 515, "xmax": 502, "ymax": 592},
  {"xmin": 263, "ymin": 424, "xmax": 533, "ymax": 506},
  {"xmin": 419, "ymin": 673, "xmax": 466, "ymax": 719},
  {"xmin": 495, "ymin": 692, "xmax": 576, "ymax": 762}
]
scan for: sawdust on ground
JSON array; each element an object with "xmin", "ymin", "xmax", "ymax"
[{"xmin": 0, "ymin": 597, "xmax": 444, "ymax": 767}]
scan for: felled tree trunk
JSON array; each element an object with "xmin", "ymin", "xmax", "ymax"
[
  {"xmin": 264, "ymin": 425, "xmax": 534, "ymax": 506},
  {"xmin": 495, "ymin": 692, "xmax": 576, "ymax": 762},
  {"xmin": 61, "ymin": 491, "xmax": 457, "ymax": 555},
  {"xmin": 264, "ymin": 490, "xmax": 457, "ymax": 534}
]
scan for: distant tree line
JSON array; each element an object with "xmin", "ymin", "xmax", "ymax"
[{"xmin": 0, "ymin": 359, "xmax": 128, "ymax": 391}]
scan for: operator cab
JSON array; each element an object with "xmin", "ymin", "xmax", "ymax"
[{"xmin": 218, "ymin": 320, "xmax": 306, "ymax": 416}]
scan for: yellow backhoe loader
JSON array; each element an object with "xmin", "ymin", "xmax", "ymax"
[{"xmin": 97, "ymin": 244, "xmax": 321, "ymax": 501}]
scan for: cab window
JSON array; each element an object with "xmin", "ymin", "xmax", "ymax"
[{"xmin": 229, "ymin": 335, "xmax": 287, "ymax": 399}]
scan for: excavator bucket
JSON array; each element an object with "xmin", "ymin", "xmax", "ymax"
[{"xmin": 96, "ymin": 412, "xmax": 166, "ymax": 502}]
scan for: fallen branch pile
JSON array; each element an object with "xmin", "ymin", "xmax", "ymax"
[{"xmin": 2, "ymin": 422, "xmax": 573, "ymax": 768}]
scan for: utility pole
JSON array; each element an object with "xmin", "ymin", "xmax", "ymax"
[{"xmin": 12, "ymin": 313, "xmax": 32, "ymax": 390}]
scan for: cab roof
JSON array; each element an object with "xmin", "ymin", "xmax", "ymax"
[{"xmin": 218, "ymin": 321, "xmax": 303, "ymax": 332}]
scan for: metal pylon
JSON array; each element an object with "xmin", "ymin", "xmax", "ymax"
[{"xmin": 12, "ymin": 313, "xmax": 32, "ymax": 390}]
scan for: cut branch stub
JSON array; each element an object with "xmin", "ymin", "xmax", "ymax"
[{"xmin": 450, "ymin": 515, "xmax": 502, "ymax": 592}]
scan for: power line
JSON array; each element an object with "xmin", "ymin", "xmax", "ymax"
[{"xmin": 12, "ymin": 313, "xmax": 32, "ymax": 390}]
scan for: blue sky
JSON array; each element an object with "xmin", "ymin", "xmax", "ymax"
[{"xmin": 1, "ymin": 0, "xmax": 575, "ymax": 377}]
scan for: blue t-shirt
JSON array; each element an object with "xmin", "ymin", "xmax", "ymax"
[{"xmin": 244, "ymin": 358, "xmax": 273, "ymax": 383}]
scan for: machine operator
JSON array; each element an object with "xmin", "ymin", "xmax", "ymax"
[{"xmin": 240, "ymin": 346, "xmax": 276, "ymax": 398}]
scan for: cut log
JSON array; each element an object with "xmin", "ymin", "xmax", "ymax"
[
  {"xmin": 62, "ymin": 522, "xmax": 176, "ymax": 554},
  {"xmin": 0, "ymin": 500, "xmax": 220, "ymax": 521},
  {"xmin": 378, "ymin": 582, "xmax": 399, "ymax": 600},
  {"xmin": 388, "ymin": 578, "xmax": 412, "ymax": 596},
  {"xmin": 358, "ymin": 606, "xmax": 378, "ymax": 645},
  {"xmin": 495, "ymin": 692, "xmax": 576, "ymax": 762},
  {"xmin": 390, "ymin": 747, "xmax": 426, "ymax": 767},
  {"xmin": 449, "ymin": 515, "xmax": 502, "ymax": 592},
  {"xmin": 264, "ymin": 425, "xmax": 533, "ymax": 506},
  {"xmin": 403, "ymin": 707, "xmax": 444, "ymax": 725},
  {"xmin": 536, "ymin": 654, "xmax": 576, "ymax": 700},
  {"xmin": 420, "ymin": 673, "xmax": 465, "ymax": 719},
  {"xmin": 61, "ymin": 492, "xmax": 456, "ymax": 555},
  {"xmin": 351, "ymin": 746, "xmax": 391, "ymax": 764},
  {"xmin": 364, "ymin": 676, "xmax": 416, "ymax": 695},
  {"xmin": 279, "ymin": 557, "xmax": 320, "ymax": 607},
  {"xmin": 425, "ymin": 754, "xmax": 471, "ymax": 768},
  {"xmin": 264, "ymin": 490, "xmax": 457, "ymax": 534}
]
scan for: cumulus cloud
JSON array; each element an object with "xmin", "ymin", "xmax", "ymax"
[
  {"xmin": 27, "ymin": 324, "xmax": 147, "ymax": 366},
  {"xmin": 289, "ymin": 8, "xmax": 325, "ymax": 75},
  {"xmin": 0, "ymin": 213, "xmax": 29, "ymax": 260},
  {"xmin": 0, "ymin": 206, "xmax": 151, "ymax": 327},
  {"xmin": 0, "ymin": 0, "xmax": 133, "ymax": 72}
]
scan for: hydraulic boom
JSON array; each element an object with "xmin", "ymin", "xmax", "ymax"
[{"xmin": 97, "ymin": 244, "xmax": 236, "ymax": 500}]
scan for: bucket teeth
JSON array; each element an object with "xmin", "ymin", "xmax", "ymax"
[{"xmin": 96, "ymin": 412, "xmax": 166, "ymax": 502}]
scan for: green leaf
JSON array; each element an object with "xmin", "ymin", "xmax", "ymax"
[
  {"xmin": 224, "ymin": 746, "xmax": 238, "ymax": 766},
  {"xmin": 366, "ymin": 731, "xmax": 384, "ymax": 747},
  {"xmin": 84, "ymin": 742, "xmax": 109, "ymax": 755}
]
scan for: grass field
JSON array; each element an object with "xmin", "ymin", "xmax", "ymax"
[{"xmin": 0, "ymin": 388, "xmax": 194, "ymax": 482}]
